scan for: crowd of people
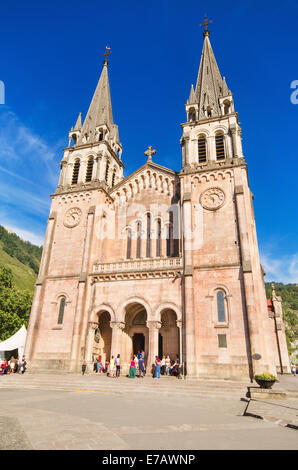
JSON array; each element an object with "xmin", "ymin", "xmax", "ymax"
[
  {"xmin": 82, "ymin": 351, "xmax": 183, "ymax": 379},
  {"xmin": 0, "ymin": 355, "xmax": 27, "ymax": 375}
]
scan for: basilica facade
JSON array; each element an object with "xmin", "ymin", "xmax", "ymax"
[{"xmin": 24, "ymin": 26, "xmax": 290, "ymax": 378}]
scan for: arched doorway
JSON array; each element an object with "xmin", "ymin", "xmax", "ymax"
[
  {"xmin": 159, "ymin": 309, "xmax": 179, "ymax": 360},
  {"xmin": 95, "ymin": 311, "xmax": 112, "ymax": 364},
  {"xmin": 123, "ymin": 303, "xmax": 149, "ymax": 370}
]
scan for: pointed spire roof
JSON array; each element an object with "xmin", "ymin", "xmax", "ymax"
[
  {"xmin": 80, "ymin": 57, "xmax": 115, "ymax": 143},
  {"xmin": 74, "ymin": 112, "xmax": 82, "ymax": 130},
  {"xmin": 193, "ymin": 28, "xmax": 231, "ymax": 120}
]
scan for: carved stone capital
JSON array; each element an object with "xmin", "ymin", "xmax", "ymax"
[
  {"xmin": 146, "ymin": 321, "xmax": 162, "ymax": 330},
  {"xmin": 88, "ymin": 321, "xmax": 98, "ymax": 331},
  {"xmin": 110, "ymin": 321, "xmax": 125, "ymax": 330},
  {"xmin": 176, "ymin": 320, "xmax": 182, "ymax": 329}
]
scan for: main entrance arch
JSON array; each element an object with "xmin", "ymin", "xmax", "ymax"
[{"xmin": 122, "ymin": 302, "xmax": 149, "ymax": 370}]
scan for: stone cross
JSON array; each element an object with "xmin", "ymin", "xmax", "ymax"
[
  {"xmin": 144, "ymin": 145, "xmax": 156, "ymax": 162},
  {"xmin": 200, "ymin": 14, "xmax": 212, "ymax": 34},
  {"xmin": 102, "ymin": 46, "xmax": 112, "ymax": 64}
]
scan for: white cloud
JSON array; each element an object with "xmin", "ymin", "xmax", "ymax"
[{"xmin": 261, "ymin": 252, "xmax": 298, "ymax": 284}]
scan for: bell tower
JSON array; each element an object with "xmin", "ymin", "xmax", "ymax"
[
  {"xmin": 180, "ymin": 18, "xmax": 287, "ymax": 379},
  {"xmin": 181, "ymin": 16, "xmax": 242, "ymax": 171},
  {"xmin": 57, "ymin": 47, "xmax": 124, "ymax": 193}
]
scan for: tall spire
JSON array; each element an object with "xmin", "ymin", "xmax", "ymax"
[
  {"xmin": 190, "ymin": 16, "xmax": 231, "ymax": 121},
  {"xmin": 80, "ymin": 47, "xmax": 115, "ymax": 144}
]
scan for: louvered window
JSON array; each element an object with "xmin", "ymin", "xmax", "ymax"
[
  {"xmin": 215, "ymin": 133, "xmax": 225, "ymax": 160},
  {"xmin": 72, "ymin": 159, "xmax": 80, "ymax": 184},
  {"xmin": 198, "ymin": 136, "xmax": 207, "ymax": 163},
  {"xmin": 105, "ymin": 161, "xmax": 109, "ymax": 183},
  {"xmin": 112, "ymin": 169, "xmax": 116, "ymax": 187},
  {"xmin": 85, "ymin": 158, "xmax": 94, "ymax": 182}
]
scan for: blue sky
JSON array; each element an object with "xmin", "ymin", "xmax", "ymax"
[{"xmin": 0, "ymin": 0, "xmax": 297, "ymax": 283}]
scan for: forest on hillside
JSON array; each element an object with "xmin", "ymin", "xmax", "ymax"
[
  {"xmin": 0, "ymin": 225, "xmax": 42, "ymax": 274},
  {"xmin": 265, "ymin": 282, "xmax": 298, "ymax": 357}
]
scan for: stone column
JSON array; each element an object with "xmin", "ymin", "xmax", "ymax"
[
  {"xmin": 85, "ymin": 322, "xmax": 98, "ymax": 372},
  {"xmin": 146, "ymin": 321, "xmax": 161, "ymax": 367},
  {"xmin": 230, "ymin": 125, "xmax": 239, "ymax": 158},
  {"xmin": 95, "ymin": 155, "xmax": 102, "ymax": 180},
  {"xmin": 176, "ymin": 320, "xmax": 183, "ymax": 366},
  {"xmin": 110, "ymin": 322, "xmax": 125, "ymax": 359},
  {"xmin": 58, "ymin": 161, "xmax": 67, "ymax": 187},
  {"xmin": 25, "ymin": 213, "xmax": 56, "ymax": 360},
  {"xmin": 70, "ymin": 207, "xmax": 95, "ymax": 371},
  {"xmin": 184, "ymin": 137, "xmax": 190, "ymax": 166},
  {"xmin": 234, "ymin": 185, "xmax": 263, "ymax": 377},
  {"xmin": 182, "ymin": 192, "xmax": 196, "ymax": 376}
]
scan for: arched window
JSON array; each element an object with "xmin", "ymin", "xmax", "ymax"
[
  {"xmin": 72, "ymin": 159, "xmax": 80, "ymax": 184},
  {"xmin": 156, "ymin": 219, "xmax": 161, "ymax": 257},
  {"xmin": 207, "ymin": 106, "xmax": 212, "ymax": 117},
  {"xmin": 70, "ymin": 134, "xmax": 77, "ymax": 147},
  {"xmin": 85, "ymin": 157, "xmax": 94, "ymax": 182},
  {"xmin": 105, "ymin": 161, "xmax": 110, "ymax": 183},
  {"xmin": 136, "ymin": 222, "xmax": 142, "ymax": 258},
  {"xmin": 57, "ymin": 297, "xmax": 66, "ymax": 325},
  {"xmin": 223, "ymin": 100, "xmax": 230, "ymax": 115},
  {"xmin": 198, "ymin": 135, "xmax": 207, "ymax": 163},
  {"xmin": 126, "ymin": 228, "xmax": 132, "ymax": 259},
  {"xmin": 215, "ymin": 132, "xmax": 225, "ymax": 160},
  {"xmin": 146, "ymin": 214, "xmax": 151, "ymax": 258},
  {"xmin": 216, "ymin": 291, "xmax": 226, "ymax": 322},
  {"xmin": 189, "ymin": 108, "xmax": 196, "ymax": 122}
]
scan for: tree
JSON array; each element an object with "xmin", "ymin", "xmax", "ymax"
[{"xmin": 0, "ymin": 264, "xmax": 32, "ymax": 341}]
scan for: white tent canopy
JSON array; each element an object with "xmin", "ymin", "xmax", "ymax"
[{"xmin": 0, "ymin": 325, "xmax": 27, "ymax": 360}]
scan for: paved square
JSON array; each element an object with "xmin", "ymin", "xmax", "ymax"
[{"xmin": 0, "ymin": 373, "xmax": 297, "ymax": 450}]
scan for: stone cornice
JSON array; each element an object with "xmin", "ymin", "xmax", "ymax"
[
  {"xmin": 63, "ymin": 141, "xmax": 125, "ymax": 169},
  {"xmin": 180, "ymin": 157, "xmax": 246, "ymax": 176},
  {"xmin": 52, "ymin": 180, "xmax": 114, "ymax": 202},
  {"xmin": 91, "ymin": 270, "xmax": 182, "ymax": 283}
]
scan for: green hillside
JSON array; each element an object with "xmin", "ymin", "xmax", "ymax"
[
  {"xmin": 0, "ymin": 241, "xmax": 37, "ymax": 291},
  {"xmin": 0, "ymin": 225, "xmax": 42, "ymax": 275},
  {"xmin": 265, "ymin": 282, "xmax": 298, "ymax": 358}
]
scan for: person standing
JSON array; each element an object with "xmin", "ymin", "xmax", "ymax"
[
  {"xmin": 161, "ymin": 356, "xmax": 166, "ymax": 375},
  {"xmin": 96, "ymin": 360, "xmax": 101, "ymax": 374},
  {"xmin": 154, "ymin": 356, "xmax": 161, "ymax": 379},
  {"xmin": 115, "ymin": 354, "xmax": 121, "ymax": 378},
  {"xmin": 21, "ymin": 356, "xmax": 27, "ymax": 374},
  {"xmin": 165, "ymin": 355, "xmax": 171, "ymax": 375},
  {"xmin": 129, "ymin": 357, "xmax": 136, "ymax": 378},
  {"xmin": 109, "ymin": 356, "xmax": 116, "ymax": 378},
  {"xmin": 138, "ymin": 355, "xmax": 145, "ymax": 378},
  {"xmin": 82, "ymin": 360, "xmax": 87, "ymax": 375}
]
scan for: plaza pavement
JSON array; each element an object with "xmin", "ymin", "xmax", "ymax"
[{"xmin": 0, "ymin": 372, "xmax": 297, "ymax": 450}]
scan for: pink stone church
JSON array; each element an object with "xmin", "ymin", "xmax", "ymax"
[{"xmin": 24, "ymin": 25, "xmax": 290, "ymax": 378}]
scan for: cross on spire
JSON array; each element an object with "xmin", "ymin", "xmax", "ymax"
[
  {"xmin": 144, "ymin": 145, "xmax": 156, "ymax": 162},
  {"xmin": 102, "ymin": 46, "xmax": 112, "ymax": 64},
  {"xmin": 200, "ymin": 14, "xmax": 212, "ymax": 36}
]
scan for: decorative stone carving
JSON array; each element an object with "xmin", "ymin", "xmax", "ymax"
[
  {"xmin": 146, "ymin": 321, "xmax": 161, "ymax": 330},
  {"xmin": 63, "ymin": 207, "xmax": 82, "ymax": 227},
  {"xmin": 200, "ymin": 187, "xmax": 225, "ymax": 211}
]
